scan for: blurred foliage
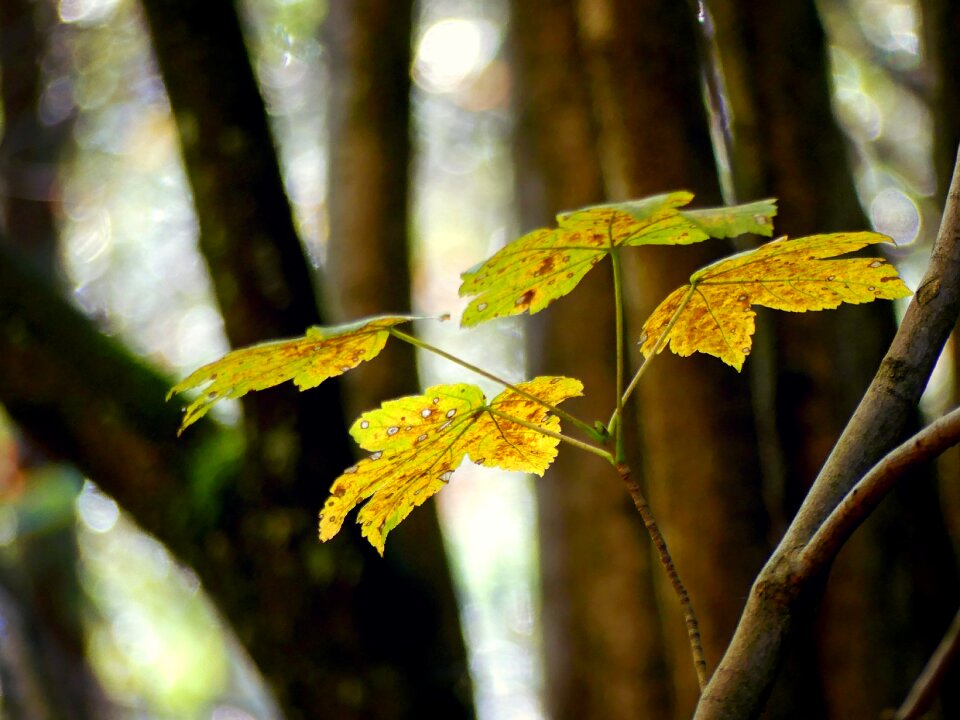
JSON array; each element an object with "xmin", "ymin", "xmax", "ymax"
[{"xmin": 79, "ymin": 498, "xmax": 231, "ymax": 718}]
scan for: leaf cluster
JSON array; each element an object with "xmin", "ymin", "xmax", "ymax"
[{"xmin": 170, "ymin": 191, "xmax": 910, "ymax": 552}]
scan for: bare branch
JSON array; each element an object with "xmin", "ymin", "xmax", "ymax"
[
  {"xmin": 800, "ymin": 406, "xmax": 960, "ymax": 573},
  {"xmin": 695, "ymin": 146, "xmax": 960, "ymax": 719}
]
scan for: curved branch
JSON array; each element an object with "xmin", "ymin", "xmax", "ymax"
[
  {"xmin": 696, "ymin": 146, "xmax": 960, "ymax": 719},
  {"xmin": 800, "ymin": 405, "xmax": 960, "ymax": 573}
]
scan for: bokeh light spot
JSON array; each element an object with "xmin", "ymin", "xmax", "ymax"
[
  {"xmin": 77, "ymin": 480, "xmax": 120, "ymax": 533},
  {"xmin": 413, "ymin": 18, "xmax": 499, "ymax": 94},
  {"xmin": 870, "ymin": 187, "xmax": 920, "ymax": 245}
]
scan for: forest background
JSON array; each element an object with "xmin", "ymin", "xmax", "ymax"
[{"xmin": 0, "ymin": 0, "xmax": 958, "ymax": 719}]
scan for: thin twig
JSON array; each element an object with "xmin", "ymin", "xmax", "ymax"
[
  {"xmin": 893, "ymin": 607, "xmax": 960, "ymax": 720},
  {"xmin": 486, "ymin": 407, "xmax": 614, "ymax": 464},
  {"xmin": 390, "ymin": 327, "xmax": 604, "ymax": 442},
  {"xmin": 610, "ymin": 246, "xmax": 627, "ymax": 463},
  {"xmin": 616, "ymin": 462, "xmax": 707, "ymax": 689},
  {"xmin": 610, "ymin": 284, "xmax": 698, "ymax": 433}
]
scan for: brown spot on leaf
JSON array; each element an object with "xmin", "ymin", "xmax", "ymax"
[
  {"xmin": 516, "ymin": 289, "xmax": 536, "ymax": 308},
  {"xmin": 533, "ymin": 256, "xmax": 556, "ymax": 277}
]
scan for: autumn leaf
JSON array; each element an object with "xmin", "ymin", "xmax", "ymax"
[
  {"xmin": 168, "ymin": 315, "xmax": 414, "ymax": 433},
  {"xmin": 639, "ymin": 232, "xmax": 912, "ymax": 371},
  {"xmin": 459, "ymin": 191, "xmax": 776, "ymax": 327},
  {"xmin": 319, "ymin": 376, "xmax": 583, "ymax": 554}
]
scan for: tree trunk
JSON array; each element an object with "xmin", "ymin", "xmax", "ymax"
[
  {"xmin": 324, "ymin": 0, "xmax": 473, "ymax": 707},
  {"xmin": 0, "ymin": 4, "xmax": 111, "ymax": 716},
  {"xmin": 510, "ymin": 1, "xmax": 672, "ymax": 717},
  {"xmin": 0, "ymin": 0, "xmax": 70, "ymax": 275},
  {"xmin": 571, "ymin": 1, "xmax": 772, "ymax": 715},
  {"xmin": 100, "ymin": 1, "xmax": 473, "ymax": 716}
]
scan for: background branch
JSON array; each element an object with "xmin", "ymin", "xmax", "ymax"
[{"xmin": 892, "ymin": 607, "xmax": 960, "ymax": 720}]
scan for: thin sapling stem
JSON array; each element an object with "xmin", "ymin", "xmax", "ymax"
[
  {"xmin": 486, "ymin": 407, "xmax": 614, "ymax": 464},
  {"xmin": 610, "ymin": 245, "xmax": 627, "ymax": 463},
  {"xmin": 892, "ymin": 606, "xmax": 960, "ymax": 720},
  {"xmin": 616, "ymin": 462, "xmax": 707, "ymax": 689},
  {"xmin": 609, "ymin": 283, "xmax": 698, "ymax": 434},
  {"xmin": 390, "ymin": 327, "xmax": 605, "ymax": 442}
]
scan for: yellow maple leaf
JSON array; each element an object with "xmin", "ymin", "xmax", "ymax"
[
  {"xmin": 168, "ymin": 316, "xmax": 413, "ymax": 433},
  {"xmin": 639, "ymin": 232, "xmax": 912, "ymax": 371},
  {"xmin": 319, "ymin": 376, "xmax": 583, "ymax": 554},
  {"xmin": 459, "ymin": 192, "xmax": 776, "ymax": 326}
]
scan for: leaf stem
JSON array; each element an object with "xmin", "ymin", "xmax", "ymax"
[
  {"xmin": 616, "ymin": 461, "xmax": 707, "ymax": 689},
  {"xmin": 609, "ymin": 283, "xmax": 698, "ymax": 432},
  {"xmin": 486, "ymin": 407, "xmax": 614, "ymax": 464},
  {"xmin": 390, "ymin": 327, "xmax": 604, "ymax": 442},
  {"xmin": 610, "ymin": 246, "xmax": 627, "ymax": 463}
]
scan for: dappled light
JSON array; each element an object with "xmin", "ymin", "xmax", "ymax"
[{"xmin": 1, "ymin": 0, "xmax": 958, "ymax": 718}]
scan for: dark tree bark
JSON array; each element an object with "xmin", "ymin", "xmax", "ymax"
[
  {"xmin": 324, "ymin": 0, "xmax": 418, "ymax": 414},
  {"xmin": 922, "ymin": 0, "xmax": 960, "ymax": 207},
  {"xmin": 922, "ymin": 0, "xmax": 960, "ymax": 567},
  {"xmin": 510, "ymin": 1, "xmax": 672, "ymax": 718},
  {"xmin": 0, "ymin": 0, "xmax": 71, "ymax": 274}
]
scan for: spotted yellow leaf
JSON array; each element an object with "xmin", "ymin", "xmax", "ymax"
[
  {"xmin": 319, "ymin": 376, "xmax": 583, "ymax": 554},
  {"xmin": 639, "ymin": 232, "xmax": 912, "ymax": 371},
  {"xmin": 168, "ymin": 315, "xmax": 414, "ymax": 433},
  {"xmin": 459, "ymin": 192, "xmax": 776, "ymax": 326}
]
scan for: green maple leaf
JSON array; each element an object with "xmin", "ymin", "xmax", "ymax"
[
  {"xmin": 639, "ymin": 232, "xmax": 912, "ymax": 371},
  {"xmin": 459, "ymin": 191, "xmax": 776, "ymax": 326},
  {"xmin": 319, "ymin": 376, "xmax": 583, "ymax": 554},
  {"xmin": 168, "ymin": 315, "xmax": 414, "ymax": 433}
]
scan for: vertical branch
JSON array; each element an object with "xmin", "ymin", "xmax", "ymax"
[
  {"xmin": 574, "ymin": 0, "xmax": 771, "ymax": 711},
  {"xmin": 324, "ymin": 0, "xmax": 417, "ymax": 416}
]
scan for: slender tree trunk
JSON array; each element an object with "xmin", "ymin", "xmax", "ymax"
[
  {"xmin": 571, "ymin": 1, "xmax": 771, "ymax": 715},
  {"xmin": 324, "ymin": 1, "xmax": 473, "ymax": 708},
  {"xmin": 131, "ymin": 1, "xmax": 473, "ymax": 716},
  {"xmin": 325, "ymin": 0, "xmax": 418, "ymax": 413},
  {"xmin": 922, "ymin": 0, "xmax": 960, "ymax": 208},
  {"xmin": 0, "ymin": 0, "xmax": 70, "ymax": 274},
  {"xmin": 510, "ymin": 1, "xmax": 672, "ymax": 717},
  {"xmin": 922, "ymin": 0, "xmax": 960, "ymax": 567}
]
